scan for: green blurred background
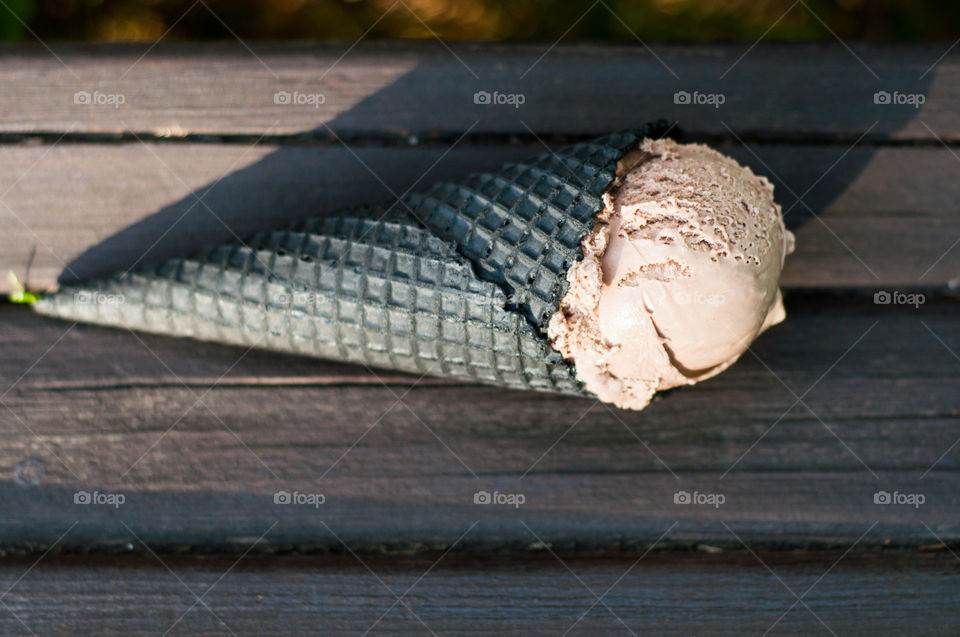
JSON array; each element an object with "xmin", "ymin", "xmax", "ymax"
[{"xmin": 1, "ymin": 0, "xmax": 958, "ymax": 42}]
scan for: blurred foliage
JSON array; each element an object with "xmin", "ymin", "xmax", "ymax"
[
  {"xmin": 0, "ymin": 0, "xmax": 34, "ymax": 40},
  {"xmin": 1, "ymin": 0, "xmax": 958, "ymax": 42}
]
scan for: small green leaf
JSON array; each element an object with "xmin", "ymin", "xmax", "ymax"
[{"xmin": 6, "ymin": 270, "xmax": 40, "ymax": 305}]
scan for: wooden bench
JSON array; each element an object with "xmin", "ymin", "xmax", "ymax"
[{"xmin": 1, "ymin": 42, "xmax": 959, "ymax": 634}]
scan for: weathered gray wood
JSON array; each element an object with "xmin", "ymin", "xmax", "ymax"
[
  {"xmin": 3, "ymin": 143, "xmax": 960, "ymax": 293},
  {"xmin": 2, "ymin": 41, "xmax": 958, "ymax": 630},
  {"xmin": 0, "ymin": 552, "xmax": 957, "ymax": 636},
  {"xmin": 2, "ymin": 43, "xmax": 957, "ymax": 293},
  {"xmin": 0, "ymin": 42, "xmax": 953, "ymax": 139},
  {"xmin": 2, "ymin": 296, "xmax": 958, "ymax": 551}
]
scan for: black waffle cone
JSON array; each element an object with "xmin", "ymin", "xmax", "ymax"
[{"xmin": 35, "ymin": 126, "xmax": 669, "ymax": 394}]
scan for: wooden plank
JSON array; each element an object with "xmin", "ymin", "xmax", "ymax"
[
  {"xmin": 0, "ymin": 552, "xmax": 957, "ymax": 635},
  {"xmin": 3, "ymin": 143, "xmax": 960, "ymax": 294},
  {"xmin": 0, "ymin": 42, "xmax": 954, "ymax": 140},
  {"xmin": 2, "ymin": 296, "xmax": 958, "ymax": 551}
]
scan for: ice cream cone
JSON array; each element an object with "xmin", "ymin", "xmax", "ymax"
[{"xmin": 34, "ymin": 122, "xmax": 792, "ymax": 408}]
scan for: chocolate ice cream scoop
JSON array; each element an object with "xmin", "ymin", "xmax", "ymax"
[
  {"xmin": 33, "ymin": 126, "xmax": 793, "ymax": 409},
  {"xmin": 548, "ymin": 138, "xmax": 795, "ymax": 410}
]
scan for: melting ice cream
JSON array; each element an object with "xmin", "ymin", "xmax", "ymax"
[{"xmin": 547, "ymin": 138, "xmax": 795, "ymax": 410}]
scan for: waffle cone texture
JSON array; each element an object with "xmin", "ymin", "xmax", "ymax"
[{"xmin": 35, "ymin": 125, "xmax": 673, "ymax": 395}]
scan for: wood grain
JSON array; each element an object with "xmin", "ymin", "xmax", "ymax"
[
  {"xmin": 2, "ymin": 295, "xmax": 958, "ymax": 551},
  {"xmin": 0, "ymin": 42, "xmax": 953, "ymax": 140},
  {"xmin": 1, "ymin": 43, "xmax": 959, "ymax": 611},
  {"xmin": 0, "ymin": 552, "xmax": 957, "ymax": 636},
  {"xmin": 2, "ymin": 143, "xmax": 960, "ymax": 293}
]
